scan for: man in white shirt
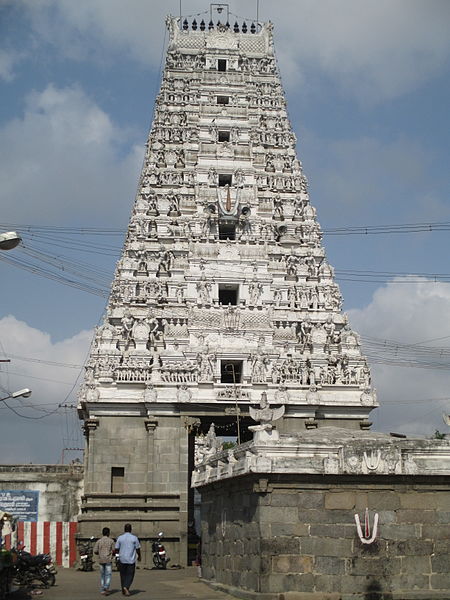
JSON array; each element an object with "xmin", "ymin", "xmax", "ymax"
[{"xmin": 115, "ymin": 523, "xmax": 141, "ymax": 596}]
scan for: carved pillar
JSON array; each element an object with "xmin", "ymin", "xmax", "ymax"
[
  {"xmin": 83, "ymin": 418, "xmax": 99, "ymax": 492},
  {"xmin": 145, "ymin": 417, "xmax": 158, "ymax": 490}
]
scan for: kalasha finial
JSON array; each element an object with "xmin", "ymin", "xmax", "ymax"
[{"xmin": 210, "ymin": 3, "xmax": 230, "ymax": 26}]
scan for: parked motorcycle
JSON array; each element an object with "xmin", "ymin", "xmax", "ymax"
[
  {"xmin": 79, "ymin": 536, "xmax": 95, "ymax": 571},
  {"xmin": 152, "ymin": 532, "xmax": 169, "ymax": 569},
  {"xmin": 12, "ymin": 546, "xmax": 56, "ymax": 588}
]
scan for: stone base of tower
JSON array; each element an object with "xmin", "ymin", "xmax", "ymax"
[
  {"xmin": 193, "ymin": 428, "xmax": 450, "ymax": 599},
  {"xmin": 79, "ymin": 413, "xmax": 192, "ymax": 567}
]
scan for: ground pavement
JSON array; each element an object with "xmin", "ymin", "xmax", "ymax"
[{"xmin": 11, "ymin": 566, "xmax": 235, "ymax": 600}]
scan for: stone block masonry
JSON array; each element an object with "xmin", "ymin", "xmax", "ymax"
[
  {"xmin": 194, "ymin": 429, "xmax": 450, "ymax": 599},
  {"xmin": 201, "ymin": 476, "xmax": 450, "ymax": 600}
]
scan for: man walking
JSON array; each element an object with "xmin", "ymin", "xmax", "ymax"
[
  {"xmin": 93, "ymin": 527, "xmax": 115, "ymax": 596},
  {"xmin": 115, "ymin": 523, "xmax": 141, "ymax": 596}
]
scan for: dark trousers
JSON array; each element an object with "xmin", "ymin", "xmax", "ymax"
[{"xmin": 118, "ymin": 562, "xmax": 136, "ymax": 590}]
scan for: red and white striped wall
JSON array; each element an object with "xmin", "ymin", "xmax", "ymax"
[{"xmin": 3, "ymin": 521, "xmax": 78, "ymax": 568}]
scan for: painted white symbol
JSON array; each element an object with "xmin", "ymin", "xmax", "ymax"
[
  {"xmin": 221, "ymin": 509, "xmax": 227, "ymax": 537},
  {"xmin": 363, "ymin": 450, "xmax": 381, "ymax": 471},
  {"xmin": 354, "ymin": 508, "xmax": 379, "ymax": 544}
]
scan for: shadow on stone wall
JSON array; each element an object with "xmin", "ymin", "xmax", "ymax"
[{"xmin": 365, "ymin": 578, "xmax": 393, "ymax": 600}]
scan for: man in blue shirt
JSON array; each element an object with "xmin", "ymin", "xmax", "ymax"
[{"xmin": 115, "ymin": 523, "xmax": 141, "ymax": 596}]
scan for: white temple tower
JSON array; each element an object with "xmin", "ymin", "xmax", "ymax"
[{"xmin": 77, "ymin": 8, "xmax": 377, "ymax": 566}]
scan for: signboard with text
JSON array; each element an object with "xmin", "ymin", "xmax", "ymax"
[{"xmin": 0, "ymin": 490, "xmax": 39, "ymax": 521}]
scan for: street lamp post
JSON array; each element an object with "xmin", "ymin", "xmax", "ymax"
[
  {"xmin": 0, "ymin": 389, "xmax": 32, "ymax": 402},
  {"xmin": 0, "ymin": 231, "xmax": 22, "ymax": 251},
  {"xmin": 0, "ymin": 237, "xmax": 32, "ymax": 408}
]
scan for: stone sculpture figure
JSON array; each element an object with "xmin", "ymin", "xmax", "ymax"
[
  {"xmin": 323, "ymin": 316, "xmax": 336, "ymax": 343},
  {"xmin": 175, "ymin": 286, "xmax": 185, "ymax": 303},
  {"xmin": 275, "ymin": 384, "xmax": 290, "ymax": 404},
  {"xmin": 197, "ymin": 349, "xmax": 215, "ymax": 382},
  {"xmin": 230, "ymin": 127, "xmax": 239, "ymax": 143},
  {"xmin": 196, "ymin": 276, "xmax": 212, "ymax": 304},
  {"xmin": 273, "ymin": 194, "xmax": 284, "ymax": 219},
  {"xmin": 121, "ymin": 310, "xmax": 134, "ymax": 350},
  {"xmin": 196, "ymin": 423, "xmax": 223, "ymax": 463},
  {"xmin": 248, "ymin": 280, "xmax": 263, "ymax": 305},
  {"xmin": 143, "ymin": 383, "xmax": 158, "ymax": 403},
  {"xmin": 273, "ymin": 288, "xmax": 282, "ymax": 306},
  {"xmin": 249, "ymin": 392, "xmax": 285, "ymax": 442},
  {"xmin": 238, "ymin": 212, "xmax": 252, "ymax": 239},
  {"xmin": 300, "ymin": 317, "xmax": 313, "ymax": 348},
  {"xmin": 147, "ymin": 312, "xmax": 160, "ymax": 348},
  {"xmin": 306, "ymin": 384, "xmax": 320, "ymax": 405},
  {"xmin": 177, "ymin": 384, "xmax": 192, "ymax": 402},
  {"xmin": 251, "ymin": 350, "xmax": 268, "ymax": 383},
  {"xmin": 209, "ymin": 123, "xmax": 218, "ymax": 142},
  {"xmin": 167, "ymin": 193, "xmax": 180, "ymax": 215},
  {"xmin": 157, "ymin": 246, "xmax": 174, "ymax": 275},
  {"xmin": 208, "ymin": 167, "xmax": 218, "ymax": 186},
  {"xmin": 285, "ymin": 253, "xmax": 298, "ymax": 277},
  {"xmin": 234, "ymin": 168, "xmax": 244, "ymax": 187}
]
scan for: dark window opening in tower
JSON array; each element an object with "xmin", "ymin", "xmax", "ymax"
[
  {"xmin": 218, "ymin": 174, "xmax": 232, "ymax": 186},
  {"xmin": 219, "ymin": 284, "xmax": 239, "ymax": 305},
  {"xmin": 111, "ymin": 467, "xmax": 125, "ymax": 493},
  {"xmin": 218, "ymin": 221, "xmax": 236, "ymax": 240},
  {"xmin": 218, "ymin": 130, "xmax": 230, "ymax": 142},
  {"xmin": 217, "ymin": 95, "xmax": 230, "ymax": 105},
  {"xmin": 218, "ymin": 59, "xmax": 227, "ymax": 72},
  {"xmin": 221, "ymin": 360, "xmax": 243, "ymax": 383}
]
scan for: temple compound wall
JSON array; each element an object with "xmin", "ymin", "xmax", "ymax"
[
  {"xmin": 0, "ymin": 465, "xmax": 83, "ymax": 567},
  {"xmin": 0, "ymin": 464, "xmax": 83, "ymax": 523},
  {"xmin": 193, "ymin": 429, "xmax": 450, "ymax": 600}
]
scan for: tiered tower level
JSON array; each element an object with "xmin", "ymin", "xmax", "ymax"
[{"xmin": 78, "ymin": 14, "xmax": 377, "ymax": 565}]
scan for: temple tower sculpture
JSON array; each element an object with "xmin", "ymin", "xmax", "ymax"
[{"xmin": 77, "ymin": 9, "xmax": 377, "ymax": 566}]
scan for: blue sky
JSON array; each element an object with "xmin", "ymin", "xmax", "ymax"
[{"xmin": 0, "ymin": 0, "xmax": 449, "ymax": 462}]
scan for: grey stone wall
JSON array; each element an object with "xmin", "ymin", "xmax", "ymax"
[
  {"xmin": 79, "ymin": 414, "xmax": 189, "ymax": 566},
  {"xmin": 200, "ymin": 474, "xmax": 450, "ymax": 600}
]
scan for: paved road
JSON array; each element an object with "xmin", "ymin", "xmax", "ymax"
[{"xmin": 10, "ymin": 567, "xmax": 235, "ymax": 600}]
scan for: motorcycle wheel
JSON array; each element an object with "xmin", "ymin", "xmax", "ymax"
[
  {"xmin": 40, "ymin": 571, "xmax": 56, "ymax": 588},
  {"xmin": 152, "ymin": 555, "xmax": 161, "ymax": 569}
]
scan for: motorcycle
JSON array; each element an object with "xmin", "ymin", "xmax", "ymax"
[
  {"xmin": 79, "ymin": 536, "xmax": 95, "ymax": 571},
  {"xmin": 152, "ymin": 532, "xmax": 169, "ymax": 569},
  {"xmin": 12, "ymin": 545, "xmax": 56, "ymax": 588}
]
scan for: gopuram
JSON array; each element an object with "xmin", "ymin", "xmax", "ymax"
[{"xmin": 78, "ymin": 6, "xmax": 450, "ymax": 596}]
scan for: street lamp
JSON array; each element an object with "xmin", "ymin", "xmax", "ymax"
[
  {"xmin": 0, "ymin": 388, "xmax": 32, "ymax": 402},
  {"xmin": 0, "ymin": 231, "xmax": 22, "ymax": 251}
]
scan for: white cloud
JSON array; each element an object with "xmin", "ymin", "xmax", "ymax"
[
  {"xmin": 273, "ymin": 0, "xmax": 450, "ymax": 102},
  {"xmin": 348, "ymin": 278, "xmax": 450, "ymax": 437},
  {"xmin": 0, "ymin": 316, "xmax": 92, "ymax": 463},
  {"xmin": 18, "ymin": 0, "xmax": 450, "ymax": 102},
  {"xmin": 0, "ymin": 83, "xmax": 144, "ymax": 224}
]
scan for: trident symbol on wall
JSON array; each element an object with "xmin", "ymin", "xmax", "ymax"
[{"xmin": 354, "ymin": 508, "xmax": 379, "ymax": 544}]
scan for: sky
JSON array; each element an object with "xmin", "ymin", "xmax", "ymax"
[{"xmin": 0, "ymin": 0, "xmax": 449, "ymax": 463}]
